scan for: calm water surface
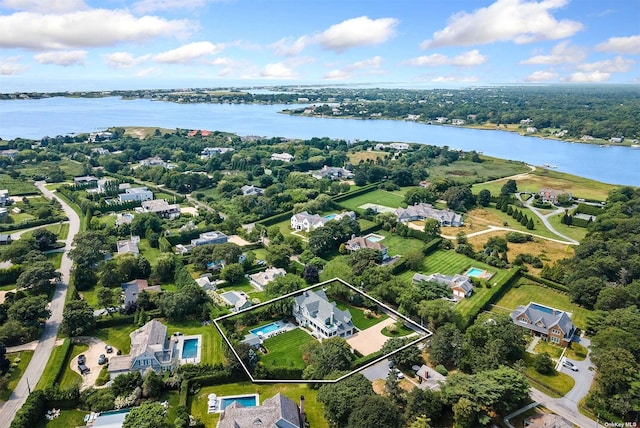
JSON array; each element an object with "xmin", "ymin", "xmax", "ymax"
[{"xmin": 1, "ymin": 97, "xmax": 638, "ymax": 186}]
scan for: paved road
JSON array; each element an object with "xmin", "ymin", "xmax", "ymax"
[
  {"xmin": 0, "ymin": 182, "xmax": 81, "ymax": 428},
  {"xmin": 517, "ymin": 193, "xmax": 579, "ymax": 244},
  {"xmin": 440, "ymin": 224, "xmax": 578, "ymax": 246}
]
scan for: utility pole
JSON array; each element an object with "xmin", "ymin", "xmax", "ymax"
[{"xmin": 26, "ymin": 377, "xmax": 31, "ymax": 394}]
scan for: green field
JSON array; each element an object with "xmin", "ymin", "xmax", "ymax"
[
  {"xmin": 547, "ymin": 213, "xmax": 588, "ymax": 242},
  {"xmin": 428, "ymin": 158, "xmax": 530, "ymax": 184},
  {"xmin": 493, "ymin": 278, "xmax": 591, "ymax": 329},
  {"xmin": 0, "ymin": 174, "xmax": 38, "ymax": 195},
  {"xmin": 374, "ymin": 229, "xmax": 426, "ymax": 256},
  {"xmin": 335, "ymin": 302, "xmax": 388, "ymax": 330},
  {"xmin": 260, "ymin": 328, "xmax": 315, "ymax": 368},
  {"xmin": 59, "ymin": 343, "xmax": 88, "ymax": 389},
  {"xmin": 189, "ymin": 382, "xmax": 328, "ymax": 428},
  {"xmin": 338, "ymin": 189, "xmax": 406, "ymax": 211},
  {"xmin": 35, "ymin": 409, "xmax": 89, "ymax": 428},
  {"xmin": 0, "ymin": 350, "xmax": 34, "ymax": 401}
]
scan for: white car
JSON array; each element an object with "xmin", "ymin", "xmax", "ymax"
[{"xmin": 562, "ymin": 360, "xmax": 578, "ymax": 372}]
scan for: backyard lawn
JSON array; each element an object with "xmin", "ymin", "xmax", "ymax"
[
  {"xmin": 494, "ymin": 279, "xmax": 591, "ymax": 329},
  {"xmin": 0, "ymin": 350, "xmax": 34, "ymax": 401},
  {"xmin": 523, "ymin": 353, "xmax": 575, "ymax": 398},
  {"xmin": 533, "ymin": 341, "xmax": 563, "ymax": 359},
  {"xmin": 374, "ymin": 230, "xmax": 426, "ymax": 256},
  {"xmin": 335, "ymin": 302, "xmax": 388, "ymax": 330},
  {"xmin": 93, "ymin": 323, "xmax": 138, "ymax": 354},
  {"xmin": 189, "ymin": 382, "xmax": 328, "ymax": 428},
  {"xmin": 164, "ymin": 319, "xmax": 226, "ymax": 366},
  {"xmin": 0, "ymin": 174, "xmax": 38, "ymax": 195},
  {"xmin": 260, "ymin": 328, "xmax": 315, "ymax": 369},
  {"xmin": 35, "ymin": 409, "xmax": 88, "ymax": 428},
  {"xmin": 337, "ymin": 189, "xmax": 406, "ymax": 211}
]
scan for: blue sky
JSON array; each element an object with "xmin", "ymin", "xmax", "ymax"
[{"xmin": 0, "ymin": 0, "xmax": 639, "ymax": 91}]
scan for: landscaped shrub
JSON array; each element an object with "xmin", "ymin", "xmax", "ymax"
[
  {"xmin": 10, "ymin": 390, "xmax": 46, "ymax": 428},
  {"xmin": 435, "ymin": 365, "xmax": 448, "ymax": 376}
]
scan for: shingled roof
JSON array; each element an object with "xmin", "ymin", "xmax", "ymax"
[{"xmin": 218, "ymin": 393, "xmax": 301, "ymax": 428}]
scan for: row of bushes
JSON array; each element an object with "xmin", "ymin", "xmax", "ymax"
[
  {"xmin": 520, "ymin": 272, "xmax": 569, "ymax": 292},
  {"xmin": 0, "ymin": 216, "xmax": 67, "ymax": 232},
  {"xmin": 575, "ymin": 203, "xmax": 604, "ymax": 216},
  {"xmin": 178, "ymin": 369, "xmax": 238, "ymax": 407},
  {"xmin": 10, "ymin": 390, "xmax": 46, "ymax": 428},
  {"xmin": 462, "ymin": 267, "xmax": 522, "ymax": 328},
  {"xmin": 0, "ymin": 265, "xmax": 23, "ymax": 286}
]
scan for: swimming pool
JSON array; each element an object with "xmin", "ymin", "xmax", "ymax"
[
  {"xmin": 219, "ymin": 394, "xmax": 258, "ymax": 410},
  {"xmin": 465, "ymin": 267, "xmax": 486, "ymax": 278},
  {"xmin": 324, "ymin": 214, "xmax": 337, "ymax": 220},
  {"xmin": 250, "ymin": 322, "xmax": 281, "ymax": 336},
  {"xmin": 182, "ymin": 338, "xmax": 199, "ymax": 359}
]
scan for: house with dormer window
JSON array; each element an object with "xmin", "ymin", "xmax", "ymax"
[
  {"xmin": 510, "ymin": 302, "xmax": 576, "ymax": 347},
  {"xmin": 293, "ymin": 290, "xmax": 354, "ymax": 339}
]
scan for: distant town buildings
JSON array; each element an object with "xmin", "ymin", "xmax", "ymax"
[{"xmin": 270, "ymin": 152, "xmax": 294, "ymax": 162}]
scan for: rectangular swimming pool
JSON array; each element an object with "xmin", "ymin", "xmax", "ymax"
[
  {"xmin": 250, "ymin": 322, "xmax": 281, "ymax": 336},
  {"xmin": 181, "ymin": 338, "xmax": 199, "ymax": 359},
  {"xmin": 220, "ymin": 395, "xmax": 258, "ymax": 410},
  {"xmin": 324, "ymin": 214, "xmax": 337, "ymax": 220},
  {"xmin": 465, "ymin": 267, "xmax": 485, "ymax": 278}
]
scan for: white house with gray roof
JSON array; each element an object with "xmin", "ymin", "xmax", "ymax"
[
  {"xmin": 107, "ymin": 319, "xmax": 175, "ymax": 379},
  {"xmin": 395, "ymin": 203, "xmax": 463, "ymax": 226},
  {"xmin": 293, "ymin": 290, "xmax": 354, "ymax": 339},
  {"xmin": 412, "ymin": 273, "xmax": 473, "ymax": 300},
  {"xmin": 217, "ymin": 393, "xmax": 302, "ymax": 428},
  {"xmin": 511, "ymin": 302, "xmax": 576, "ymax": 347}
]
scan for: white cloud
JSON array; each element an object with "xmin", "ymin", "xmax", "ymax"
[
  {"xmin": 0, "ymin": 0, "xmax": 87, "ymax": 13},
  {"xmin": 521, "ymin": 41, "xmax": 586, "ymax": 64},
  {"xmin": 103, "ymin": 52, "xmax": 150, "ymax": 69},
  {"xmin": 136, "ymin": 67, "xmax": 160, "ymax": 77},
  {"xmin": 596, "ymin": 35, "xmax": 640, "ymax": 55},
  {"xmin": 0, "ymin": 10, "xmax": 190, "ymax": 50},
  {"xmin": 131, "ymin": 0, "xmax": 210, "ymax": 14},
  {"xmin": 34, "ymin": 50, "xmax": 86, "ymax": 66},
  {"xmin": 314, "ymin": 16, "xmax": 398, "ymax": 53},
  {"xmin": 260, "ymin": 62, "xmax": 297, "ymax": 79},
  {"xmin": 577, "ymin": 56, "xmax": 634, "ymax": 73},
  {"xmin": 0, "ymin": 57, "xmax": 28, "ymax": 75},
  {"xmin": 421, "ymin": 0, "xmax": 583, "ymax": 49},
  {"xmin": 406, "ymin": 49, "xmax": 486, "ymax": 67},
  {"xmin": 271, "ymin": 36, "xmax": 308, "ymax": 56},
  {"xmin": 323, "ymin": 69, "xmax": 352, "ymax": 80},
  {"xmin": 347, "ymin": 56, "xmax": 382, "ymax": 70},
  {"xmin": 524, "ymin": 70, "xmax": 559, "ymax": 82},
  {"xmin": 152, "ymin": 41, "xmax": 224, "ymax": 64},
  {"xmin": 431, "ymin": 75, "xmax": 479, "ymax": 83},
  {"xmin": 566, "ymin": 71, "xmax": 611, "ymax": 82}
]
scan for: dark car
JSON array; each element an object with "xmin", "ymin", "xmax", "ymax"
[
  {"xmin": 98, "ymin": 354, "xmax": 108, "ymax": 365},
  {"xmin": 77, "ymin": 354, "xmax": 86, "ymax": 365},
  {"xmin": 562, "ymin": 360, "xmax": 578, "ymax": 371},
  {"xmin": 78, "ymin": 364, "xmax": 90, "ymax": 375}
]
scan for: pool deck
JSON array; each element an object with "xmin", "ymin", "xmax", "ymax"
[
  {"xmin": 208, "ymin": 393, "xmax": 260, "ymax": 414},
  {"xmin": 176, "ymin": 334, "xmax": 203, "ymax": 365},
  {"xmin": 463, "ymin": 267, "xmax": 494, "ymax": 280}
]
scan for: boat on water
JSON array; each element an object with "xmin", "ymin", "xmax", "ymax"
[
  {"xmin": 599, "ymin": 144, "xmax": 611, "ymax": 148},
  {"xmin": 631, "ymin": 144, "xmax": 640, "ymax": 149},
  {"xmin": 543, "ymin": 163, "xmax": 558, "ymax": 169}
]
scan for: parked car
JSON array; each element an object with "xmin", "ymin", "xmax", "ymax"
[
  {"xmin": 105, "ymin": 345, "xmax": 113, "ymax": 354},
  {"xmin": 98, "ymin": 354, "xmax": 107, "ymax": 365},
  {"xmin": 562, "ymin": 360, "xmax": 578, "ymax": 371},
  {"xmin": 77, "ymin": 354, "xmax": 86, "ymax": 365},
  {"xmin": 78, "ymin": 364, "xmax": 90, "ymax": 375}
]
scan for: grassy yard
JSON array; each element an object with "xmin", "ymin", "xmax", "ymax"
[
  {"xmin": 335, "ymin": 302, "xmax": 388, "ymax": 330},
  {"xmin": 0, "ymin": 350, "xmax": 34, "ymax": 401},
  {"xmin": 523, "ymin": 353, "xmax": 575, "ymax": 398},
  {"xmin": 138, "ymin": 238, "xmax": 164, "ymax": 266},
  {"xmin": 547, "ymin": 213, "xmax": 588, "ymax": 242},
  {"xmin": 428, "ymin": 158, "xmax": 530, "ymax": 184},
  {"xmin": 337, "ymin": 189, "xmax": 406, "ymax": 211},
  {"xmin": 35, "ymin": 409, "xmax": 89, "ymax": 428},
  {"xmin": 374, "ymin": 229, "xmax": 426, "ymax": 256},
  {"xmin": 163, "ymin": 319, "xmax": 226, "ymax": 366},
  {"xmin": 93, "ymin": 324, "xmax": 138, "ymax": 354},
  {"xmin": 59, "ymin": 343, "xmax": 88, "ymax": 389},
  {"xmin": 565, "ymin": 343, "xmax": 588, "ymax": 361},
  {"xmin": 46, "ymin": 252, "xmax": 63, "ymax": 269},
  {"xmin": 36, "ymin": 341, "xmax": 69, "ymax": 390},
  {"xmin": 533, "ymin": 341, "xmax": 563, "ymax": 359},
  {"xmin": 189, "ymin": 382, "xmax": 328, "ymax": 428},
  {"xmin": 260, "ymin": 328, "xmax": 315, "ymax": 369},
  {"xmin": 494, "ymin": 278, "xmax": 591, "ymax": 329},
  {"xmin": 381, "ymin": 323, "xmax": 414, "ymax": 337},
  {"xmin": 0, "ymin": 174, "xmax": 38, "ymax": 195}
]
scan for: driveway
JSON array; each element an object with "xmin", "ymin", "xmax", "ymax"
[
  {"xmin": 361, "ymin": 358, "xmax": 391, "ymax": 382},
  {"xmin": 346, "ymin": 318, "xmax": 395, "ymax": 356},
  {"xmin": 0, "ymin": 182, "xmax": 81, "ymax": 428},
  {"xmin": 70, "ymin": 338, "xmax": 118, "ymax": 390},
  {"xmin": 516, "ymin": 193, "xmax": 579, "ymax": 244}
]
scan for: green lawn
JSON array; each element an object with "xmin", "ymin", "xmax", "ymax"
[
  {"xmin": 337, "ymin": 189, "xmax": 406, "ymax": 211},
  {"xmin": 533, "ymin": 341, "xmax": 563, "ymax": 359},
  {"xmin": 429, "ymin": 158, "xmax": 530, "ymax": 184},
  {"xmin": 189, "ymin": 382, "xmax": 328, "ymax": 428},
  {"xmin": 260, "ymin": 328, "xmax": 315, "ymax": 369},
  {"xmin": 46, "ymin": 252, "xmax": 63, "ymax": 269},
  {"xmin": 93, "ymin": 324, "xmax": 138, "ymax": 354},
  {"xmin": 35, "ymin": 409, "xmax": 89, "ymax": 428},
  {"xmin": 319, "ymin": 256, "xmax": 353, "ymax": 283},
  {"xmin": 138, "ymin": 239, "xmax": 164, "ymax": 265},
  {"xmin": 335, "ymin": 302, "xmax": 388, "ymax": 330},
  {"xmin": 36, "ymin": 340, "xmax": 69, "ymax": 390},
  {"xmin": 59, "ymin": 343, "xmax": 88, "ymax": 389},
  {"xmin": 494, "ymin": 279, "xmax": 591, "ymax": 329},
  {"xmin": 547, "ymin": 213, "xmax": 588, "ymax": 242},
  {"xmin": 381, "ymin": 323, "xmax": 414, "ymax": 337},
  {"xmin": 565, "ymin": 343, "xmax": 588, "ymax": 361},
  {"xmin": 0, "ymin": 350, "xmax": 34, "ymax": 401},
  {"xmin": 0, "ymin": 174, "xmax": 38, "ymax": 195},
  {"xmin": 374, "ymin": 229, "xmax": 426, "ymax": 256},
  {"xmin": 163, "ymin": 319, "xmax": 226, "ymax": 365},
  {"xmin": 523, "ymin": 353, "xmax": 575, "ymax": 398}
]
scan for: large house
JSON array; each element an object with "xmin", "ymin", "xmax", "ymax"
[
  {"xmin": 412, "ymin": 273, "xmax": 473, "ymax": 299},
  {"xmin": 249, "ymin": 267, "xmax": 287, "ymax": 290},
  {"xmin": 218, "ymin": 393, "xmax": 304, "ymax": 428},
  {"xmin": 539, "ymin": 188, "xmax": 572, "ymax": 205},
  {"xmin": 344, "ymin": 235, "xmax": 388, "ymax": 260},
  {"xmin": 241, "ymin": 185, "xmax": 264, "ymax": 196},
  {"xmin": 119, "ymin": 187, "xmax": 153, "ymax": 203},
  {"xmin": 141, "ymin": 199, "xmax": 181, "ymax": 219},
  {"xmin": 290, "ymin": 211, "xmax": 356, "ymax": 232},
  {"xmin": 310, "ymin": 165, "xmax": 354, "ymax": 180},
  {"xmin": 200, "ymin": 147, "xmax": 233, "ymax": 159},
  {"xmin": 0, "ymin": 149, "xmax": 19, "ymax": 159},
  {"xmin": 510, "ymin": 302, "xmax": 576, "ymax": 347},
  {"xmin": 107, "ymin": 320, "xmax": 175, "ymax": 379},
  {"xmin": 293, "ymin": 290, "xmax": 355, "ymax": 339},
  {"xmin": 191, "ymin": 231, "xmax": 228, "ymax": 246},
  {"xmin": 117, "ymin": 236, "xmax": 140, "ymax": 256},
  {"xmin": 271, "ymin": 152, "xmax": 294, "ymax": 162},
  {"xmin": 73, "ymin": 175, "xmax": 99, "ymax": 185},
  {"xmin": 395, "ymin": 203, "xmax": 463, "ymax": 227}
]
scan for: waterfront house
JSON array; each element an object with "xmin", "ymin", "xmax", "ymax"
[
  {"xmin": 107, "ymin": 320, "xmax": 175, "ymax": 379},
  {"xmin": 293, "ymin": 290, "xmax": 355, "ymax": 339},
  {"xmin": 510, "ymin": 302, "xmax": 576, "ymax": 347},
  {"xmin": 395, "ymin": 203, "xmax": 463, "ymax": 226},
  {"xmin": 539, "ymin": 188, "xmax": 572, "ymax": 204}
]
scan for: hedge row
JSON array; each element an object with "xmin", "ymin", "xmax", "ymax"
[
  {"xmin": 178, "ymin": 370, "xmax": 238, "ymax": 407},
  {"xmin": 570, "ymin": 217, "xmax": 591, "ymax": 228},
  {"xmin": 41, "ymin": 338, "xmax": 73, "ymax": 389},
  {"xmin": 166, "ymin": 229, "xmax": 203, "ymax": 246},
  {"xmin": 256, "ymin": 210, "xmax": 294, "ymax": 228},
  {"xmin": 331, "ymin": 183, "xmax": 379, "ymax": 203},
  {"xmin": 255, "ymin": 366, "xmax": 303, "ymax": 380},
  {"xmin": 462, "ymin": 267, "xmax": 521, "ymax": 328},
  {"xmin": 0, "ymin": 216, "xmax": 67, "ymax": 232},
  {"xmin": 10, "ymin": 390, "xmax": 46, "ymax": 428},
  {"xmin": 0, "ymin": 265, "xmax": 23, "ymax": 286},
  {"xmin": 521, "ymin": 272, "xmax": 569, "ymax": 292},
  {"xmin": 422, "ymin": 238, "xmax": 442, "ymax": 256},
  {"xmin": 575, "ymin": 203, "xmax": 604, "ymax": 216},
  {"xmin": 352, "ymin": 350, "xmax": 384, "ymax": 370}
]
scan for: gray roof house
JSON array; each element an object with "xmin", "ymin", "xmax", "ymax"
[
  {"xmin": 395, "ymin": 203, "xmax": 463, "ymax": 227},
  {"xmin": 249, "ymin": 267, "xmax": 287, "ymax": 291},
  {"xmin": 310, "ymin": 165, "xmax": 354, "ymax": 180},
  {"xmin": 412, "ymin": 273, "xmax": 473, "ymax": 300},
  {"xmin": 511, "ymin": 302, "xmax": 576, "ymax": 347},
  {"xmin": 117, "ymin": 236, "xmax": 140, "ymax": 256},
  {"xmin": 121, "ymin": 279, "xmax": 161, "ymax": 306},
  {"xmin": 191, "ymin": 231, "xmax": 228, "ymax": 246},
  {"xmin": 141, "ymin": 199, "xmax": 181, "ymax": 219},
  {"xmin": 217, "ymin": 393, "xmax": 303, "ymax": 428},
  {"xmin": 107, "ymin": 319, "xmax": 175, "ymax": 379},
  {"xmin": 293, "ymin": 290, "xmax": 354, "ymax": 339},
  {"xmin": 345, "ymin": 236, "xmax": 388, "ymax": 259},
  {"xmin": 241, "ymin": 185, "xmax": 264, "ymax": 196}
]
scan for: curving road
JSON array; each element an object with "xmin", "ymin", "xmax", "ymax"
[
  {"xmin": 0, "ymin": 182, "xmax": 81, "ymax": 428},
  {"xmin": 516, "ymin": 193, "xmax": 579, "ymax": 245}
]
